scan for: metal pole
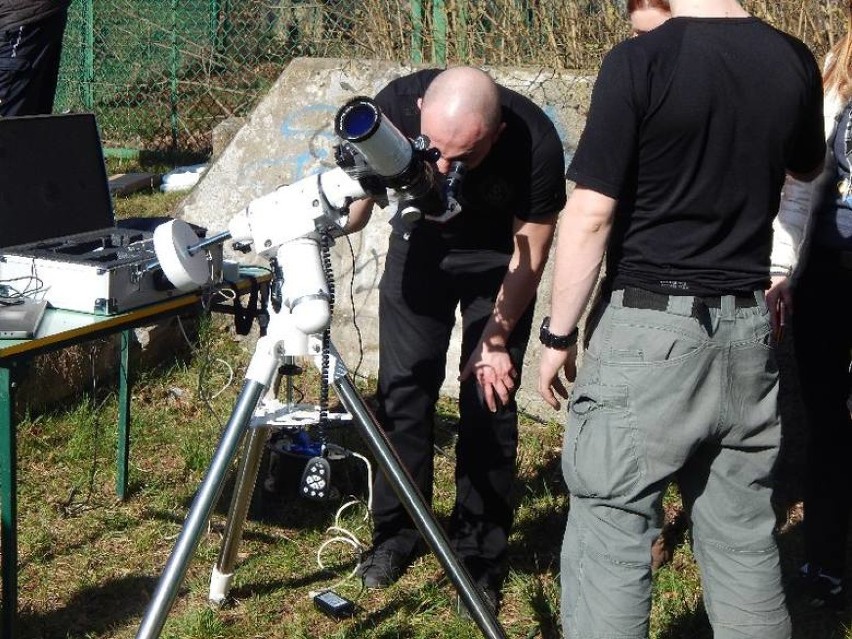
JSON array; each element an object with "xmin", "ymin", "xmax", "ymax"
[
  {"xmin": 332, "ymin": 373, "xmax": 507, "ymax": 639},
  {"xmin": 208, "ymin": 423, "xmax": 269, "ymax": 606},
  {"xmin": 410, "ymin": 0, "xmax": 423, "ymax": 64},
  {"xmin": 169, "ymin": 0, "xmax": 179, "ymax": 154},
  {"xmin": 0, "ymin": 365, "xmax": 18, "ymax": 639},
  {"xmin": 432, "ymin": 0, "xmax": 447, "ymax": 66},
  {"xmin": 135, "ymin": 379, "xmax": 267, "ymax": 639},
  {"xmin": 82, "ymin": 0, "xmax": 94, "ymax": 110}
]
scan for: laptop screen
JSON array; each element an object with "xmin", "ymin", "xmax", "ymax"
[{"xmin": 0, "ymin": 113, "xmax": 114, "ymax": 249}]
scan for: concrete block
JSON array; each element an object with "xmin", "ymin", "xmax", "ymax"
[{"xmin": 177, "ymin": 57, "xmax": 593, "ymax": 421}]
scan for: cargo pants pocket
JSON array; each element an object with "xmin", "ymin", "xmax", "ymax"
[{"xmin": 562, "ymin": 382, "xmax": 642, "ymax": 501}]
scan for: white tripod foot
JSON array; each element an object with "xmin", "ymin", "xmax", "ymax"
[{"xmin": 209, "ymin": 565, "xmax": 234, "ymax": 608}]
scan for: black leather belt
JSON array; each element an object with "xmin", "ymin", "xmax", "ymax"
[{"xmin": 619, "ymin": 286, "xmax": 758, "ymax": 317}]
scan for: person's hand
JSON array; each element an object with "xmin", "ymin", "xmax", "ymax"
[
  {"xmin": 460, "ymin": 341, "xmax": 517, "ymax": 413},
  {"xmin": 538, "ymin": 344, "xmax": 577, "ymax": 410},
  {"xmin": 766, "ymin": 275, "xmax": 792, "ymax": 343}
]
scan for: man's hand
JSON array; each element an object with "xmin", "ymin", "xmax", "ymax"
[
  {"xmin": 538, "ymin": 344, "xmax": 577, "ymax": 411},
  {"xmin": 766, "ymin": 275, "xmax": 792, "ymax": 343},
  {"xmin": 460, "ymin": 341, "xmax": 517, "ymax": 413}
]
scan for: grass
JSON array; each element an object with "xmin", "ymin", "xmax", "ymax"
[{"xmin": 15, "ymin": 323, "xmax": 852, "ymax": 639}]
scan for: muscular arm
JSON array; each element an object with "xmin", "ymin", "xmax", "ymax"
[
  {"xmin": 538, "ymin": 186, "xmax": 616, "ymax": 410},
  {"xmin": 460, "ymin": 215, "xmax": 557, "ymax": 412}
]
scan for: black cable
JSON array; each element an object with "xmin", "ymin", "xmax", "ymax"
[
  {"xmin": 318, "ymin": 232, "xmax": 335, "ymax": 446},
  {"xmin": 343, "ymin": 234, "xmax": 366, "ymax": 383}
]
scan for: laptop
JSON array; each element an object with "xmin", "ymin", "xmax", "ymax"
[
  {"xmin": 0, "ymin": 298, "xmax": 48, "ymax": 339},
  {"xmin": 0, "ymin": 113, "xmax": 114, "ymax": 249}
]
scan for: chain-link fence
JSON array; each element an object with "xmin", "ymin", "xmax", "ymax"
[{"xmin": 54, "ymin": 0, "xmax": 847, "ymax": 160}]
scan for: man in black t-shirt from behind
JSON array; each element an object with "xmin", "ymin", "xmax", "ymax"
[
  {"xmin": 345, "ymin": 66, "xmax": 566, "ymax": 610},
  {"xmin": 537, "ymin": 0, "xmax": 824, "ymax": 637}
]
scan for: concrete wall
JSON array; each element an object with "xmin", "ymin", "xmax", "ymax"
[{"xmin": 177, "ymin": 57, "xmax": 592, "ymax": 421}]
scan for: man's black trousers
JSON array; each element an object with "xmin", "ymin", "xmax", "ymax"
[
  {"xmin": 371, "ymin": 232, "xmax": 535, "ymax": 587},
  {"xmin": 0, "ymin": 8, "xmax": 68, "ymax": 116}
]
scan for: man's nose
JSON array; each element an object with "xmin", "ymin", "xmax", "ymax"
[{"xmin": 435, "ymin": 157, "xmax": 451, "ymax": 175}]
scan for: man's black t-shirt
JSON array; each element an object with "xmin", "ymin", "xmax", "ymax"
[
  {"xmin": 374, "ymin": 69, "xmax": 567, "ymax": 254},
  {"xmin": 567, "ymin": 17, "xmax": 825, "ymax": 295}
]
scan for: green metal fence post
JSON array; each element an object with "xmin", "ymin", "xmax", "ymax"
[
  {"xmin": 458, "ymin": 0, "xmax": 469, "ymax": 63},
  {"xmin": 170, "ymin": 0, "xmax": 180, "ymax": 153},
  {"xmin": 0, "ymin": 365, "xmax": 19, "ymax": 638},
  {"xmin": 210, "ymin": 0, "xmax": 219, "ymax": 49},
  {"xmin": 411, "ymin": 0, "xmax": 423, "ymax": 64},
  {"xmin": 82, "ymin": 0, "xmax": 94, "ymax": 110},
  {"xmin": 432, "ymin": 0, "xmax": 447, "ymax": 65}
]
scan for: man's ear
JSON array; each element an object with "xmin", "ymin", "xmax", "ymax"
[{"xmin": 417, "ymin": 97, "xmax": 423, "ymax": 111}]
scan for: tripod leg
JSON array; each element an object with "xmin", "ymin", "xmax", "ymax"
[
  {"xmin": 135, "ymin": 378, "xmax": 267, "ymax": 639},
  {"xmin": 332, "ymin": 373, "xmax": 508, "ymax": 639},
  {"xmin": 209, "ymin": 423, "xmax": 270, "ymax": 606}
]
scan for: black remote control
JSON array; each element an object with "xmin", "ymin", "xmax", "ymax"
[{"xmin": 299, "ymin": 456, "xmax": 331, "ymax": 500}]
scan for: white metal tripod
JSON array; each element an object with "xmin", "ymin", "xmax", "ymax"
[{"xmin": 136, "ymin": 227, "xmax": 507, "ymax": 639}]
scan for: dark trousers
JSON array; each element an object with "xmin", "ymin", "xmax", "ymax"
[
  {"xmin": 372, "ymin": 232, "xmax": 534, "ymax": 587},
  {"xmin": 0, "ymin": 9, "xmax": 68, "ymax": 116},
  {"xmin": 793, "ymin": 250, "xmax": 852, "ymax": 578}
]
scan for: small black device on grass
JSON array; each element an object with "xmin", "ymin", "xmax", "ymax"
[{"xmin": 313, "ymin": 589, "xmax": 355, "ymax": 619}]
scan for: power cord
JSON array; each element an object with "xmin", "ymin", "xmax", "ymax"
[{"xmin": 308, "ymin": 450, "xmax": 374, "ymax": 598}]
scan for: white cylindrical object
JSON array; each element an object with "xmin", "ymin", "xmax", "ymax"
[
  {"xmin": 209, "ymin": 566, "xmax": 234, "ymax": 607},
  {"xmin": 280, "ymin": 238, "xmax": 331, "ymax": 335},
  {"xmin": 350, "ymin": 123, "xmax": 412, "ymax": 177},
  {"xmin": 317, "ymin": 166, "xmax": 369, "ymax": 211},
  {"xmin": 153, "ymin": 219, "xmax": 210, "ymax": 291}
]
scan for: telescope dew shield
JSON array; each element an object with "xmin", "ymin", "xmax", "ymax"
[{"xmin": 335, "ymin": 97, "xmax": 412, "ymax": 178}]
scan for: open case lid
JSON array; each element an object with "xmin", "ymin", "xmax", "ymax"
[{"xmin": 0, "ymin": 113, "xmax": 114, "ymax": 248}]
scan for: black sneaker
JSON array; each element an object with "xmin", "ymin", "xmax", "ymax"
[
  {"xmin": 356, "ymin": 545, "xmax": 411, "ymax": 589},
  {"xmin": 796, "ymin": 564, "xmax": 845, "ymax": 611}
]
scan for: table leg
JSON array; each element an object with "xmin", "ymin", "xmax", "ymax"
[
  {"xmin": 0, "ymin": 365, "xmax": 18, "ymax": 638},
  {"xmin": 116, "ymin": 330, "xmax": 132, "ymax": 500}
]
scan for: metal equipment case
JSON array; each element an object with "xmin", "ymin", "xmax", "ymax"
[{"xmin": 0, "ymin": 113, "xmax": 218, "ymax": 314}]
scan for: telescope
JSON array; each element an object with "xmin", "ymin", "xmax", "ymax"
[{"xmin": 137, "ymin": 97, "xmax": 503, "ymax": 639}]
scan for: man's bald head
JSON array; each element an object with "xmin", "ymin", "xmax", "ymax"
[
  {"xmin": 421, "ymin": 66, "xmax": 502, "ymax": 133},
  {"xmin": 419, "ymin": 67, "xmax": 505, "ymax": 173}
]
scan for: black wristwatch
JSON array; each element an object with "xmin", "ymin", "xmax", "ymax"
[{"xmin": 539, "ymin": 316, "xmax": 578, "ymax": 350}]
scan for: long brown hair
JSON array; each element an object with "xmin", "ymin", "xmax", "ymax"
[
  {"xmin": 626, "ymin": 0, "xmax": 671, "ymax": 13},
  {"xmin": 824, "ymin": 7, "xmax": 852, "ymax": 99}
]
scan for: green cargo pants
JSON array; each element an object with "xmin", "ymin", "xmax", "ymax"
[{"xmin": 560, "ymin": 288, "xmax": 790, "ymax": 639}]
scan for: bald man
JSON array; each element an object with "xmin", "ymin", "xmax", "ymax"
[{"xmin": 346, "ymin": 67, "xmax": 566, "ymax": 610}]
